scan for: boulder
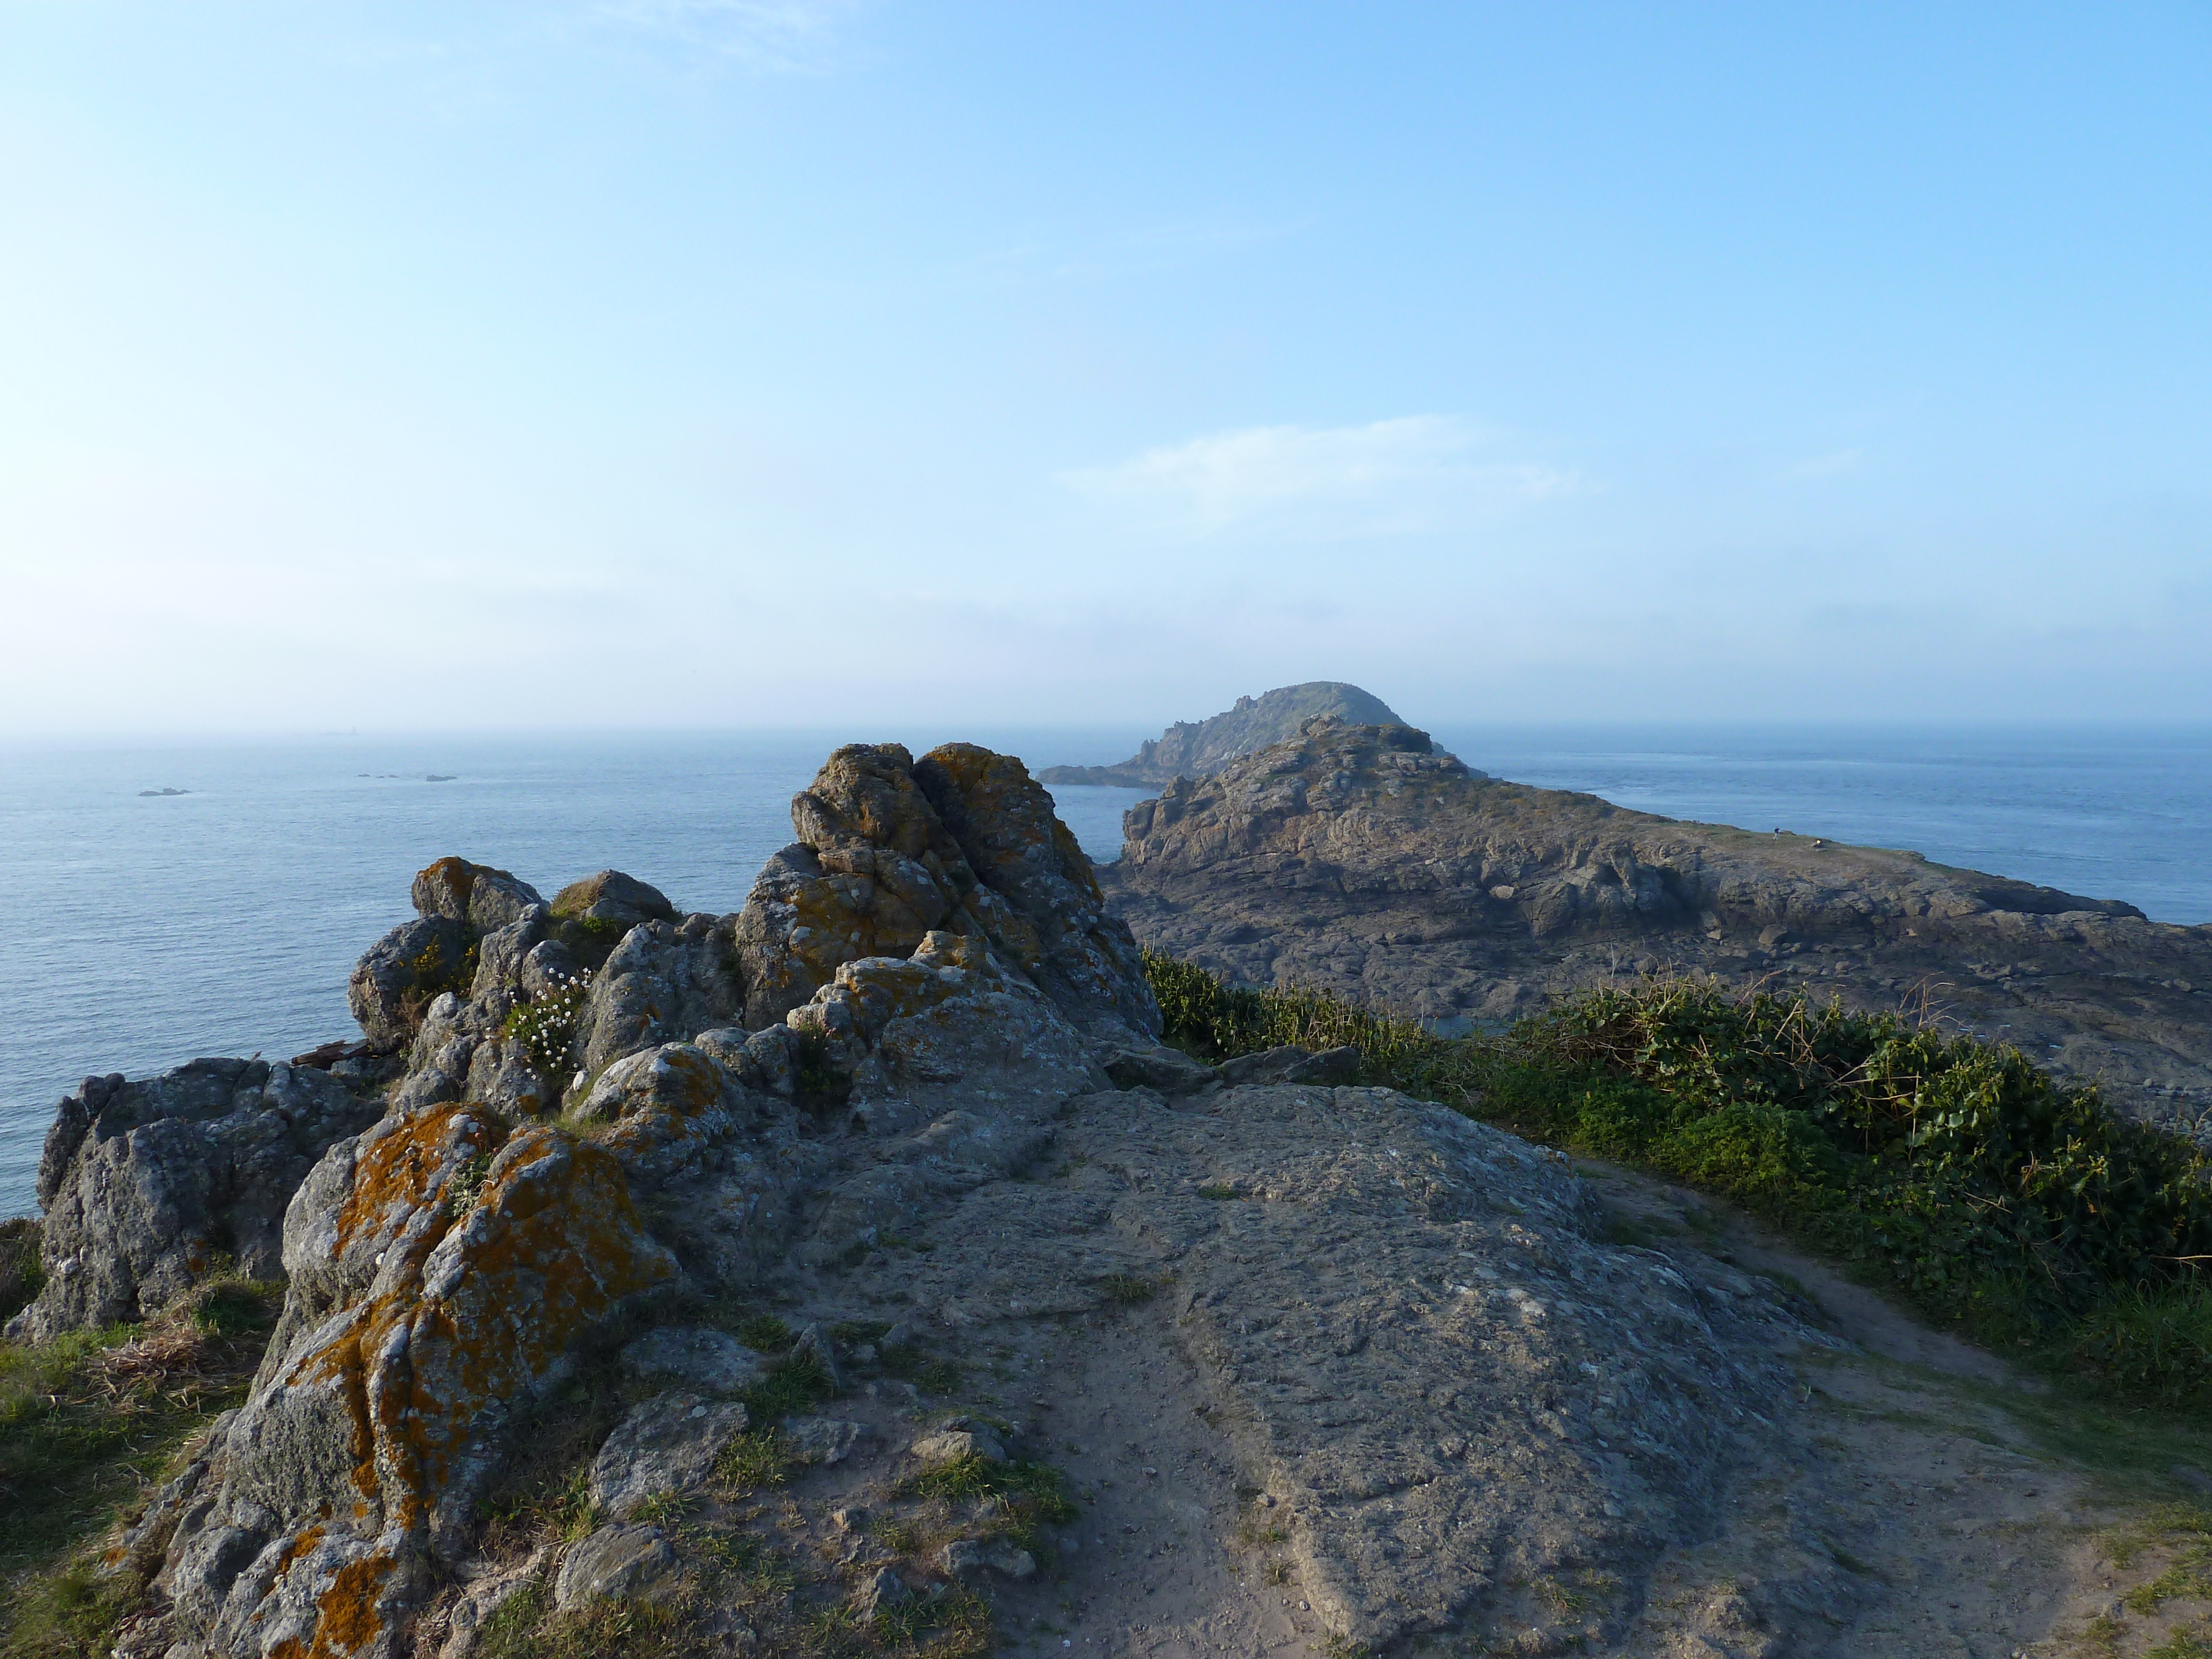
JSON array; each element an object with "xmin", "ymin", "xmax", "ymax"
[
  {"xmin": 411, "ymin": 857, "xmax": 546, "ymax": 934},
  {"xmin": 572, "ymin": 914, "xmax": 745, "ymax": 1083},
  {"xmin": 349, "ymin": 916, "xmax": 474, "ymax": 1051},
  {"xmin": 8, "ymin": 1058, "xmax": 381, "ymax": 1341},
  {"xmin": 569, "ymin": 1042, "xmax": 748, "ymax": 1185},
  {"xmin": 732, "ymin": 742, "xmax": 1160, "ymax": 1042},
  {"xmin": 154, "ymin": 1105, "xmax": 677, "ymax": 1659},
  {"xmin": 551, "ymin": 1524, "xmax": 677, "ymax": 1612},
  {"xmin": 1099, "ymin": 1043, "xmax": 1218, "ymax": 1095},
  {"xmin": 551, "ymin": 870, "xmax": 676, "ymax": 932},
  {"xmin": 914, "ymin": 742, "xmax": 1160, "ymax": 1040},
  {"xmin": 588, "ymin": 1393, "xmax": 749, "ymax": 1520}
]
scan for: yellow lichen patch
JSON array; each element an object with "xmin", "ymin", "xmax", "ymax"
[
  {"xmin": 415, "ymin": 856, "xmax": 479, "ymax": 915},
  {"xmin": 368, "ymin": 1128, "xmax": 674, "ymax": 1530},
  {"xmin": 272, "ymin": 1522, "xmax": 328, "ymax": 1584},
  {"xmin": 334, "ymin": 1103, "xmax": 493, "ymax": 1256},
  {"xmin": 309, "ymin": 1551, "xmax": 393, "ymax": 1657}
]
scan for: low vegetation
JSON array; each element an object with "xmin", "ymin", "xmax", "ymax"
[
  {"xmin": 0, "ymin": 1274, "xmax": 284, "ymax": 1658},
  {"xmin": 1145, "ymin": 949, "xmax": 2212, "ymax": 1409}
]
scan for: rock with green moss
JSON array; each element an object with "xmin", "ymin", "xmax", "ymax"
[{"xmin": 550, "ymin": 869, "xmax": 675, "ymax": 932}]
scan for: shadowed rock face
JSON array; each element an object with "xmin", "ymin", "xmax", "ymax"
[
  {"xmin": 7, "ymin": 1060, "xmax": 383, "ymax": 1343},
  {"xmin": 1037, "ymin": 681, "xmax": 1408, "ymax": 787},
  {"xmin": 1106, "ymin": 717, "xmax": 2212, "ymax": 1128}
]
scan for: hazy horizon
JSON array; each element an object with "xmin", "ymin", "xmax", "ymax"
[{"xmin": 4, "ymin": 4, "xmax": 2207, "ymax": 734}]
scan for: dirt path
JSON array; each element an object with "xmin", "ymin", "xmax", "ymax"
[{"xmin": 1571, "ymin": 1156, "xmax": 2212, "ymax": 1659}]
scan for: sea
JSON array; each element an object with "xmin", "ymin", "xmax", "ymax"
[{"xmin": 3, "ymin": 723, "xmax": 2207, "ymax": 1219}]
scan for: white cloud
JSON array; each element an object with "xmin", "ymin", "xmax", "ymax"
[
  {"xmin": 592, "ymin": 0, "xmax": 857, "ymax": 70},
  {"xmin": 1060, "ymin": 416, "xmax": 1577, "ymax": 541}
]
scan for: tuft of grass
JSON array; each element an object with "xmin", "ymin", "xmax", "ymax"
[
  {"xmin": 1100, "ymin": 1272, "xmax": 1161, "ymax": 1307},
  {"xmin": 734, "ymin": 1313, "xmax": 791, "ymax": 1352},
  {"xmin": 0, "ymin": 1220, "xmax": 43, "ymax": 1327},
  {"xmin": 713, "ymin": 1428, "xmax": 797, "ymax": 1494}
]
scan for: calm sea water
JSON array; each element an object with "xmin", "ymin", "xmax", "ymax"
[{"xmin": 3, "ymin": 723, "xmax": 2205, "ymax": 1218}]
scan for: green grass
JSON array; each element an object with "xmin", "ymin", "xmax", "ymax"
[
  {"xmin": 0, "ymin": 1275, "xmax": 284, "ymax": 1658},
  {"xmin": 1145, "ymin": 951, "xmax": 2212, "ymax": 1412}
]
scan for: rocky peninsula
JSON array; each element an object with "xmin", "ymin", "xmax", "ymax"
[
  {"xmin": 4, "ymin": 737, "xmax": 2210, "ymax": 1659},
  {"xmin": 1102, "ymin": 715, "xmax": 2212, "ymax": 1133},
  {"xmin": 1038, "ymin": 682, "xmax": 1408, "ymax": 789}
]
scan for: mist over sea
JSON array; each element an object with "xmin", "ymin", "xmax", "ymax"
[{"xmin": 4, "ymin": 723, "xmax": 2206, "ymax": 1219}]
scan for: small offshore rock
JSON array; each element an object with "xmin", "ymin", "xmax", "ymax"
[
  {"xmin": 621, "ymin": 1327, "xmax": 765, "ymax": 1395},
  {"xmin": 589, "ymin": 1392, "xmax": 749, "ymax": 1520},
  {"xmin": 553, "ymin": 1524, "xmax": 678, "ymax": 1611}
]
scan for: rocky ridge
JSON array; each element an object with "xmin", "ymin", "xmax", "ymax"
[
  {"xmin": 13, "ymin": 734, "xmax": 2187, "ymax": 1658},
  {"xmin": 1039, "ymin": 681, "xmax": 1408, "ymax": 788},
  {"xmin": 1105, "ymin": 716, "xmax": 2212, "ymax": 1130}
]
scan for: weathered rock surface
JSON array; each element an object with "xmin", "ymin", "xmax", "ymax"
[
  {"xmin": 551, "ymin": 869, "xmax": 676, "ymax": 931},
  {"xmin": 551, "ymin": 1524, "xmax": 677, "ymax": 1611},
  {"xmin": 47, "ymin": 728, "xmax": 2171, "ymax": 1657},
  {"xmin": 589, "ymin": 1392, "xmax": 748, "ymax": 1519},
  {"xmin": 620, "ymin": 1326, "xmax": 764, "ymax": 1395},
  {"xmin": 146, "ymin": 1105, "xmax": 677, "ymax": 1657},
  {"xmin": 1106, "ymin": 716, "xmax": 2212, "ymax": 1128},
  {"xmin": 9, "ymin": 1059, "xmax": 381, "ymax": 1340},
  {"xmin": 411, "ymin": 858, "xmax": 546, "ymax": 934},
  {"xmin": 1039, "ymin": 680, "xmax": 1407, "ymax": 786},
  {"xmin": 734, "ymin": 741, "xmax": 1160, "ymax": 1041}
]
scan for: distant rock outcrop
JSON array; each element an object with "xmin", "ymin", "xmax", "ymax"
[
  {"xmin": 1037, "ymin": 680, "xmax": 1408, "ymax": 787},
  {"xmin": 1105, "ymin": 716, "xmax": 2212, "ymax": 1128}
]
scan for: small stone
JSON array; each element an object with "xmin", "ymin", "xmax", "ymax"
[
  {"xmin": 854, "ymin": 1566, "xmax": 911, "ymax": 1616},
  {"xmin": 881, "ymin": 1322, "xmax": 915, "ymax": 1350},
  {"xmin": 941, "ymin": 1537, "xmax": 1037, "ymax": 1580},
  {"xmin": 552, "ymin": 1524, "xmax": 677, "ymax": 1611},
  {"xmin": 784, "ymin": 1416, "xmax": 871, "ymax": 1465},
  {"xmin": 791, "ymin": 1322, "xmax": 842, "ymax": 1389},
  {"xmin": 831, "ymin": 1505, "xmax": 870, "ymax": 1533},
  {"xmin": 911, "ymin": 1428, "xmax": 1006, "ymax": 1465}
]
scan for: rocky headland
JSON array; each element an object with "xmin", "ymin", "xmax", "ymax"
[
  {"xmin": 5, "ymin": 736, "xmax": 2211, "ymax": 1659},
  {"xmin": 1102, "ymin": 715, "xmax": 2212, "ymax": 1132},
  {"xmin": 1038, "ymin": 682, "xmax": 1409, "ymax": 789}
]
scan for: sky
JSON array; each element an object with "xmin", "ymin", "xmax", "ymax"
[{"xmin": 2, "ymin": 2, "xmax": 2208, "ymax": 735}]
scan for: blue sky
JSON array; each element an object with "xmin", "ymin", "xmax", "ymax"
[{"xmin": 3, "ymin": 2, "xmax": 2207, "ymax": 733}]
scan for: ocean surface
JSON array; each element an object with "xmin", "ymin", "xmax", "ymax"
[{"xmin": 3, "ymin": 723, "xmax": 2206, "ymax": 1219}]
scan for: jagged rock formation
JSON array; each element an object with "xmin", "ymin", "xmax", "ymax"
[
  {"xmin": 1038, "ymin": 681, "xmax": 1408, "ymax": 787},
  {"xmin": 111, "ymin": 741, "xmax": 1160, "ymax": 1657},
  {"xmin": 7, "ymin": 1060, "xmax": 382, "ymax": 1342},
  {"xmin": 1105, "ymin": 716, "xmax": 2212, "ymax": 1127},
  {"xmin": 36, "ymin": 730, "xmax": 2155, "ymax": 1658}
]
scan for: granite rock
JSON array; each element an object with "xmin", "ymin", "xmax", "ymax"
[{"xmin": 9, "ymin": 1058, "xmax": 381, "ymax": 1340}]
